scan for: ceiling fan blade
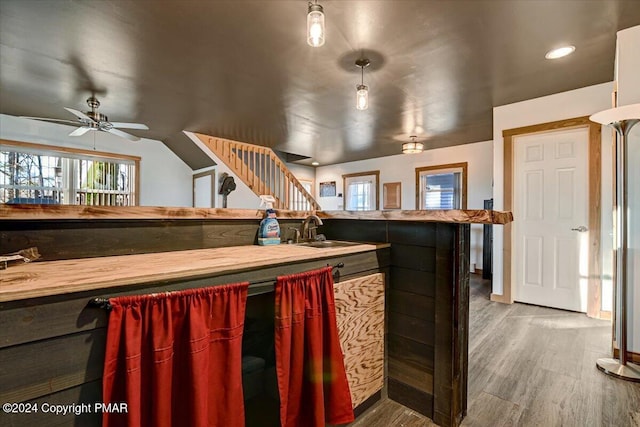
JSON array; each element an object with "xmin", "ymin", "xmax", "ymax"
[
  {"xmin": 69, "ymin": 127, "xmax": 92, "ymax": 137},
  {"xmin": 19, "ymin": 116, "xmax": 81, "ymax": 126},
  {"xmin": 110, "ymin": 122, "xmax": 149, "ymax": 130},
  {"xmin": 64, "ymin": 107, "xmax": 94, "ymax": 122},
  {"xmin": 107, "ymin": 128, "xmax": 140, "ymax": 142}
]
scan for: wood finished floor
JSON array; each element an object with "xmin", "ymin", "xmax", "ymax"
[{"xmin": 351, "ymin": 276, "xmax": 640, "ymax": 427}]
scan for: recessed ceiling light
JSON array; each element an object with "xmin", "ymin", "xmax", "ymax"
[
  {"xmin": 311, "ymin": 161, "xmax": 320, "ymax": 166},
  {"xmin": 545, "ymin": 45, "xmax": 575, "ymax": 59}
]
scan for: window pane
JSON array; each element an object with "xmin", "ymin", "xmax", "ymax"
[
  {"xmin": 426, "ymin": 172, "xmax": 456, "ymax": 189},
  {"xmin": 346, "ymin": 180, "xmax": 372, "ymax": 210},
  {"xmin": 0, "ymin": 151, "xmax": 65, "ymax": 204},
  {"xmin": 421, "ymin": 171, "xmax": 461, "ymax": 209},
  {"xmin": 77, "ymin": 159, "xmax": 133, "ymax": 206},
  {"xmin": 344, "ymin": 173, "xmax": 378, "ymax": 211},
  {"xmin": 1, "ymin": 147, "xmax": 135, "ymax": 206}
]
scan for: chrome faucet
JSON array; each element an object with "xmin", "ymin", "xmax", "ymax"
[{"xmin": 300, "ymin": 214, "xmax": 324, "ymax": 241}]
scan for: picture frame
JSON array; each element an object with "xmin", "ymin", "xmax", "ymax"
[
  {"xmin": 319, "ymin": 181, "xmax": 337, "ymax": 197},
  {"xmin": 383, "ymin": 182, "xmax": 401, "ymax": 209}
]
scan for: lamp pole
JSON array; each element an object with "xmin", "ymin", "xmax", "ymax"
[{"xmin": 590, "ymin": 104, "xmax": 640, "ymax": 382}]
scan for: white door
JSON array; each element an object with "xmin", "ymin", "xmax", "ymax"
[
  {"xmin": 513, "ymin": 128, "xmax": 589, "ymax": 312},
  {"xmin": 193, "ymin": 173, "xmax": 213, "ymax": 208}
]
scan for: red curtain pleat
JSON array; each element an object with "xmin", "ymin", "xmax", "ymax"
[
  {"xmin": 102, "ymin": 283, "xmax": 249, "ymax": 427},
  {"xmin": 275, "ymin": 266, "xmax": 354, "ymax": 427}
]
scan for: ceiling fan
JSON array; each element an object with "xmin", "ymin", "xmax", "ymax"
[{"xmin": 20, "ymin": 97, "xmax": 149, "ymax": 142}]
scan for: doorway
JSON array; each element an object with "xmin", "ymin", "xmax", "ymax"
[
  {"xmin": 513, "ymin": 128, "xmax": 588, "ymax": 311},
  {"xmin": 496, "ymin": 116, "xmax": 604, "ymax": 318}
]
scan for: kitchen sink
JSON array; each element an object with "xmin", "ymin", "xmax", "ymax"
[{"xmin": 295, "ymin": 240, "xmax": 361, "ymax": 249}]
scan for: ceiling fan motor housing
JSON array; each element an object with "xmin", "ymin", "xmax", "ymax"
[
  {"xmin": 87, "ymin": 96, "xmax": 100, "ymax": 110},
  {"xmin": 86, "ymin": 111, "xmax": 108, "ymax": 122}
]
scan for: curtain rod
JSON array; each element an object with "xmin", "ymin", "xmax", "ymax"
[{"xmin": 87, "ymin": 262, "xmax": 346, "ymax": 311}]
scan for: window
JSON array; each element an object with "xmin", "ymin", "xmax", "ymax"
[
  {"xmin": 416, "ymin": 163, "xmax": 467, "ymax": 210},
  {"xmin": 1, "ymin": 140, "xmax": 140, "ymax": 206},
  {"xmin": 298, "ymin": 179, "xmax": 314, "ymax": 197},
  {"xmin": 343, "ymin": 170, "xmax": 379, "ymax": 211}
]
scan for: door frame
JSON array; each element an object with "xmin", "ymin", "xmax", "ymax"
[
  {"xmin": 192, "ymin": 169, "xmax": 216, "ymax": 208},
  {"xmin": 492, "ymin": 116, "xmax": 605, "ymax": 318}
]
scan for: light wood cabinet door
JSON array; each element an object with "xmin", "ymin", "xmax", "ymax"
[{"xmin": 334, "ymin": 273, "xmax": 385, "ymax": 408}]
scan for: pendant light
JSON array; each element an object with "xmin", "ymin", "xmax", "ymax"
[
  {"xmin": 402, "ymin": 135, "xmax": 424, "ymax": 154},
  {"xmin": 307, "ymin": 1, "xmax": 325, "ymax": 47},
  {"xmin": 355, "ymin": 58, "xmax": 370, "ymax": 110}
]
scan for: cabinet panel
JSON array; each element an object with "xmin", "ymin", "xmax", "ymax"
[{"xmin": 334, "ymin": 273, "xmax": 385, "ymax": 408}]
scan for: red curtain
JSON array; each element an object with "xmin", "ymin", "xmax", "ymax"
[
  {"xmin": 275, "ymin": 266, "xmax": 354, "ymax": 427},
  {"xmin": 102, "ymin": 283, "xmax": 249, "ymax": 427}
]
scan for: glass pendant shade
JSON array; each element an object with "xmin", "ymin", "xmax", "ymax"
[
  {"xmin": 356, "ymin": 84, "xmax": 369, "ymax": 110},
  {"xmin": 307, "ymin": 3, "xmax": 325, "ymax": 47},
  {"xmin": 402, "ymin": 140, "xmax": 424, "ymax": 154}
]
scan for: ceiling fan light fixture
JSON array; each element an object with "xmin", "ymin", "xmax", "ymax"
[
  {"xmin": 307, "ymin": 2, "xmax": 325, "ymax": 47},
  {"xmin": 545, "ymin": 45, "xmax": 575, "ymax": 59},
  {"xmin": 355, "ymin": 58, "xmax": 370, "ymax": 110},
  {"xmin": 402, "ymin": 135, "xmax": 424, "ymax": 154}
]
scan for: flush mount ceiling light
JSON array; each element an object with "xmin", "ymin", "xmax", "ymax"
[
  {"xmin": 355, "ymin": 58, "xmax": 370, "ymax": 110},
  {"xmin": 307, "ymin": 1, "xmax": 325, "ymax": 47},
  {"xmin": 311, "ymin": 161, "xmax": 320, "ymax": 166},
  {"xmin": 402, "ymin": 135, "xmax": 424, "ymax": 154},
  {"xmin": 545, "ymin": 45, "xmax": 576, "ymax": 59}
]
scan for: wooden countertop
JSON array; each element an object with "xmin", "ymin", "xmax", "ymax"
[
  {"xmin": 0, "ymin": 243, "xmax": 382, "ymax": 302},
  {"xmin": 0, "ymin": 205, "xmax": 513, "ymax": 224}
]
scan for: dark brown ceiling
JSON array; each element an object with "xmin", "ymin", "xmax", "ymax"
[{"xmin": 1, "ymin": 1, "xmax": 640, "ymax": 169}]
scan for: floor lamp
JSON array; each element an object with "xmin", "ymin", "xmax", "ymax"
[{"xmin": 590, "ymin": 103, "xmax": 640, "ymax": 382}]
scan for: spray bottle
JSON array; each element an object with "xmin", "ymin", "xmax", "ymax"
[{"xmin": 258, "ymin": 195, "xmax": 281, "ymax": 245}]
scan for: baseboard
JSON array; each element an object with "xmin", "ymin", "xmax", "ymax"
[
  {"xmin": 598, "ymin": 310, "xmax": 611, "ymax": 320},
  {"xmin": 613, "ymin": 348, "xmax": 640, "ymax": 364},
  {"xmin": 490, "ymin": 293, "xmax": 511, "ymax": 304},
  {"xmin": 353, "ymin": 390, "xmax": 381, "ymax": 419}
]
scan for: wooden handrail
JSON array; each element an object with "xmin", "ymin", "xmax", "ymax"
[{"xmin": 195, "ymin": 134, "xmax": 321, "ymax": 211}]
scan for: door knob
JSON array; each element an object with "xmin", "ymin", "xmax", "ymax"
[{"xmin": 571, "ymin": 226, "xmax": 588, "ymax": 232}]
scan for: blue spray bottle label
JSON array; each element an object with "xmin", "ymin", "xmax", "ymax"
[{"xmin": 258, "ymin": 197, "xmax": 280, "ymax": 245}]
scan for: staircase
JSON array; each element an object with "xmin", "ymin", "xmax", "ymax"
[{"xmin": 194, "ymin": 133, "xmax": 321, "ymax": 211}]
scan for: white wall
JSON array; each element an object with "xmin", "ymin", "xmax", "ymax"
[
  {"xmin": 491, "ymin": 83, "xmax": 614, "ymax": 299},
  {"xmin": 184, "ymin": 131, "xmax": 261, "ymax": 209},
  {"xmin": 0, "ymin": 114, "xmax": 193, "ymax": 207},
  {"xmin": 315, "ymin": 140, "xmax": 494, "ymax": 269},
  {"xmin": 286, "ymin": 163, "xmax": 316, "ymax": 184},
  {"xmin": 615, "ymin": 25, "xmax": 640, "ymax": 353}
]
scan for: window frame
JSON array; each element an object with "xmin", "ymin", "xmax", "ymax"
[
  {"xmin": 298, "ymin": 178, "xmax": 315, "ymax": 197},
  {"xmin": 415, "ymin": 162, "xmax": 468, "ymax": 210},
  {"xmin": 342, "ymin": 170, "xmax": 380, "ymax": 211},
  {"xmin": 1, "ymin": 139, "xmax": 141, "ymax": 206}
]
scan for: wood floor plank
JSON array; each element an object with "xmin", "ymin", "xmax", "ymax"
[
  {"xmin": 360, "ymin": 276, "xmax": 639, "ymax": 427},
  {"xmin": 348, "ymin": 400, "xmax": 406, "ymax": 427},
  {"xmin": 349, "ymin": 399, "xmax": 438, "ymax": 427},
  {"xmin": 461, "ymin": 391, "xmax": 522, "ymax": 426}
]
